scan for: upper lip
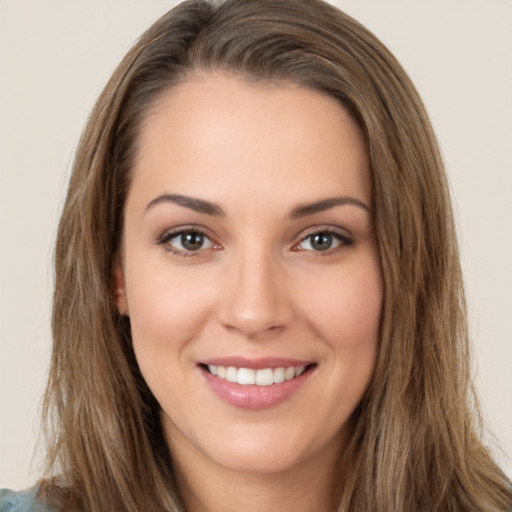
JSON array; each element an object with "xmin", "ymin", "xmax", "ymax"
[{"xmin": 200, "ymin": 356, "xmax": 315, "ymax": 370}]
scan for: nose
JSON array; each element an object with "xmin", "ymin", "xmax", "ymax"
[{"xmin": 216, "ymin": 246, "xmax": 295, "ymax": 340}]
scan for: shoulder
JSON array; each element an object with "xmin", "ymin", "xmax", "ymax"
[{"xmin": 0, "ymin": 487, "xmax": 54, "ymax": 512}]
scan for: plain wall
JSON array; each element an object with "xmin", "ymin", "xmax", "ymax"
[{"xmin": 1, "ymin": 0, "xmax": 511, "ymax": 490}]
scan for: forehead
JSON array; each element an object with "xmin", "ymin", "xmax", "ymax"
[{"xmin": 129, "ymin": 73, "xmax": 372, "ymax": 214}]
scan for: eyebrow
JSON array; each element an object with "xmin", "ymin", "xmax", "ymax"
[
  {"xmin": 289, "ymin": 196, "xmax": 370, "ymax": 218},
  {"xmin": 145, "ymin": 193, "xmax": 370, "ymax": 218},
  {"xmin": 145, "ymin": 194, "xmax": 226, "ymax": 216}
]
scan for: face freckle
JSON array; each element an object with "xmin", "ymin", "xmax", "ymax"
[{"xmin": 117, "ymin": 72, "xmax": 383, "ymax": 481}]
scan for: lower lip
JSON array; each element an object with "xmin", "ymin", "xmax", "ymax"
[{"xmin": 201, "ymin": 366, "xmax": 313, "ymax": 410}]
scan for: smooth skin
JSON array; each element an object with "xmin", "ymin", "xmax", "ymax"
[{"xmin": 116, "ymin": 73, "xmax": 383, "ymax": 512}]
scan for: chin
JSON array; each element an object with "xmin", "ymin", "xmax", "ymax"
[
  {"xmin": 211, "ymin": 443, "xmax": 306, "ymax": 475},
  {"xmin": 199, "ymin": 422, "xmax": 341, "ymax": 476}
]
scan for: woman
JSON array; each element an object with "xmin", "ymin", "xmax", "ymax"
[{"xmin": 1, "ymin": 0, "xmax": 511, "ymax": 510}]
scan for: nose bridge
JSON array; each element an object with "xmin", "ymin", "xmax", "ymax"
[{"xmin": 217, "ymin": 239, "xmax": 293, "ymax": 338}]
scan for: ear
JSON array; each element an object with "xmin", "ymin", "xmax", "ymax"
[{"xmin": 113, "ymin": 258, "xmax": 129, "ymax": 316}]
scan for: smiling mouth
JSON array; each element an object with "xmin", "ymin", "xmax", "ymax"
[{"xmin": 201, "ymin": 364, "xmax": 316, "ymax": 386}]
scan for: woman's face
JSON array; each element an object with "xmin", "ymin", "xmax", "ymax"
[{"xmin": 117, "ymin": 73, "xmax": 382, "ymax": 477}]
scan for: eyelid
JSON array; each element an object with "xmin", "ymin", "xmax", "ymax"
[
  {"xmin": 157, "ymin": 225, "xmax": 221, "ymax": 256},
  {"xmin": 292, "ymin": 226, "xmax": 354, "ymax": 255},
  {"xmin": 156, "ymin": 224, "xmax": 353, "ymax": 257}
]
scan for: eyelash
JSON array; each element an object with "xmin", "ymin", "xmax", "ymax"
[
  {"xmin": 156, "ymin": 227, "xmax": 353, "ymax": 258},
  {"xmin": 294, "ymin": 229, "xmax": 354, "ymax": 257},
  {"xmin": 157, "ymin": 228, "xmax": 218, "ymax": 258}
]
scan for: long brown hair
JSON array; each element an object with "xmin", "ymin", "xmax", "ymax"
[{"xmin": 42, "ymin": 0, "xmax": 512, "ymax": 510}]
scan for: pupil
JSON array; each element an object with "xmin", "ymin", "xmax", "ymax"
[
  {"xmin": 312, "ymin": 233, "xmax": 332, "ymax": 251},
  {"xmin": 182, "ymin": 232, "xmax": 203, "ymax": 251}
]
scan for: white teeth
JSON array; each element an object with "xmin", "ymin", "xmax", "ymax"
[
  {"xmin": 237, "ymin": 368, "xmax": 256, "ymax": 385},
  {"xmin": 205, "ymin": 364, "xmax": 309, "ymax": 385},
  {"xmin": 284, "ymin": 367, "xmax": 295, "ymax": 380},
  {"xmin": 226, "ymin": 367, "xmax": 238, "ymax": 383},
  {"xmin": 294, "ymin": 366, "xmax": 306, "ymax": 377},
  {"xmin": 273, "ymin": 367, "xmax": 285, "ymax": 384},
  {"xmin": 255, "ymin": 368, "xmax": 273, "ymax": 386}
]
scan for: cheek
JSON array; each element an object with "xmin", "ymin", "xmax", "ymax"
[
  {"xmin": 302, "ymin": 257, "xmax": 383, "ymax": 351},
  {"xmin": 124, "ymin": 261, "xmax": 218, "ymax": 413},
  {"xmin": 124, "ymin": 257, "xmax": 215, "ymax": 355}
]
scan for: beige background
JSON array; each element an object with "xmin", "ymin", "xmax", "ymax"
[{"xmin": 1, "ymin": 0, "xmax": 511, "ymax": 490}]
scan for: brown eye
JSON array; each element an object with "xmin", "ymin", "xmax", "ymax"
[
  {"xmin": 180, "ymin": 232, "xmax": 206, "ymax": 251},
  {"xmin": 295, "ymin": 230, "xmax": 353, "ymax": 254},
  {"xmin": 160, "ymin": 229, "xmax": 215, "ymax": 254}
]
